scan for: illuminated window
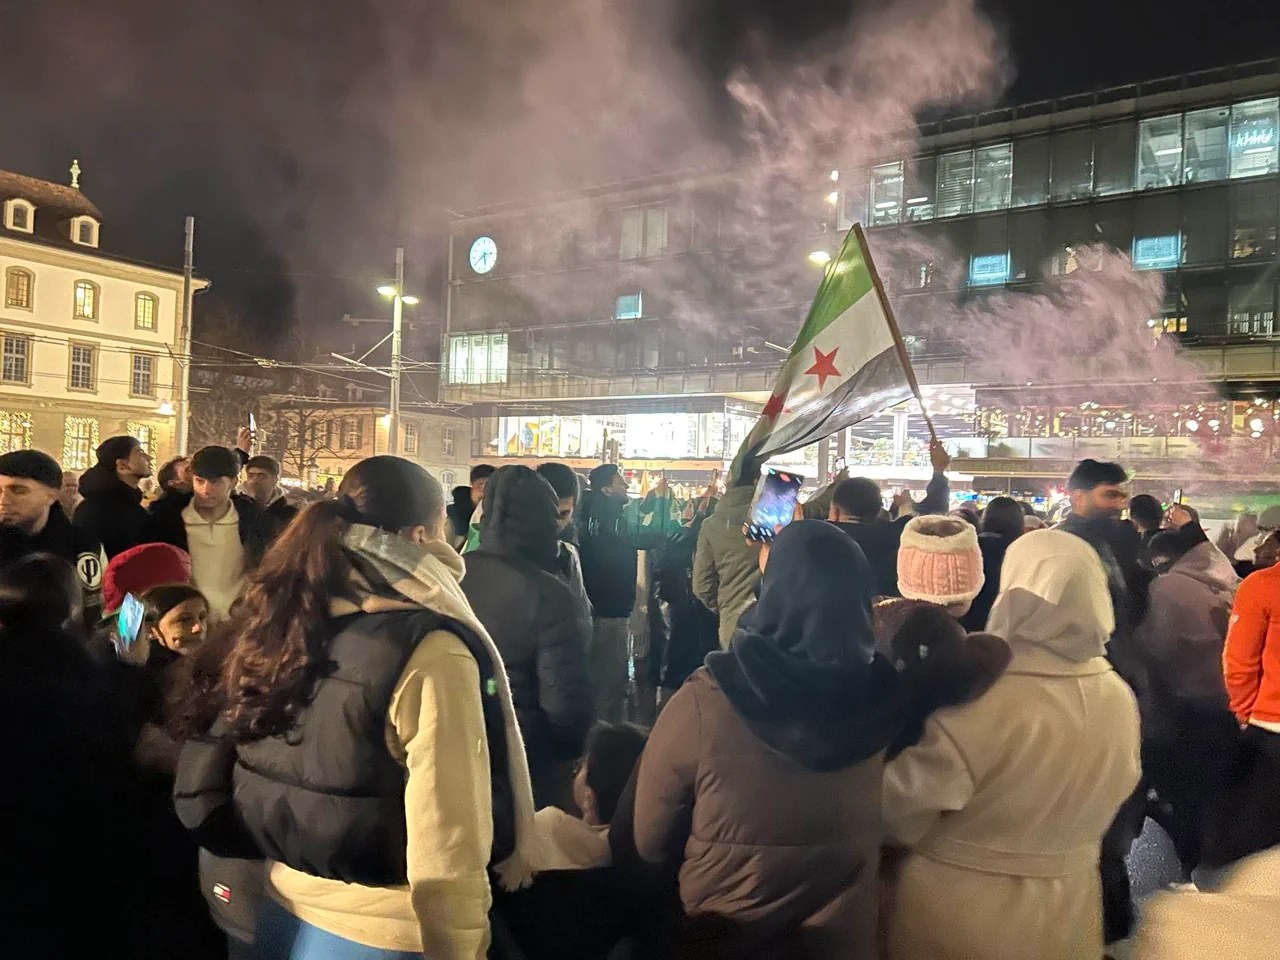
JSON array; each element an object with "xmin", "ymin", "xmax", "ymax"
[
  {"xmin": 1132, "ymin": 235, "xmax": 1182, "ymax": 270},
  {"xmin": 130, "ymin": 353, "xmax": 155, "ymax": 396},
  {"xmin": 127, "ymin": 421, "xmax": 156, "ymax": 455},
  {"xmin": 1138, "ymin": 115, "xmax": 1183, "ymax": 190},
  {"xmin": 68, "ymin": 343, "xmax": 97, "ymax": 391},
  {"xmin": 403, "ymin": 421, "xmax": 419, "ymax": 455},
  {"xmin": 63, "ymin": 416, "xmax": 100, "ymax": 470},
  {"xmin": 614, "ymin": 292, "xmax": 643, "ymax": 319},
  {"xmin": 870, "ymin": 161, "xmax": 904, "ymax": 225},
  {"xmin": 1183, "ymin": 107, "xmax": 1231, "ymax": 183},
  {"xmin": 73, "ymin": 280, "xmax": 99, "ymax": 320},
  {"xmin": 1, "ymin": 335, "xmax": 30, "ymax": 384},
  {"xmin": 447, "ymin": 333, "xmax": 509, "ymax": 385},
  {"xmin": 343, "ymin": 417, "xmax": 364, "ymax": 450},
  {"xmin": 134, "ymin": 293, "xmax": 158, "ymax": 330},
  {"xmin": 443, "ymin": 426, "xmax": 455, "ymax": 456},
  {"xmin": 973, "ymin": 143, "xmax": 1012, "ymax": 211},
  {"xmin": 1230, "ymin": 98, "xmax": 1280, "ymax": 179},
  {"xmin": 936, "ymin": 150, "xmax": 975, "ymax": 218},
  {"xmin": 969, "ymin": 253, "xmax": 1010, "ymax": 286},
  {"xmin": 0, "ymin": 411, "xmax": 32, "ymax": 454},
  {"xmin": 4, "ymin": 268, "xmax": 33, "ymax": 310}
]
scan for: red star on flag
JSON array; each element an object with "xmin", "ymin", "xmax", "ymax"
[
  {"xmin": 803, "ymin": 346, "xmax": 841, "ymax": 391},
  {"xmin": 762, "ymin": 392, "xmax": 785, "ymax": 421}
]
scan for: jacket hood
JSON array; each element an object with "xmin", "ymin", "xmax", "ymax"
[
  {"xmin": 709, "ymin": 483, "xmax": 755, "ymax": 526},
  {"xmin": 986, "ymin": 529, "xmax": 1114, "ymax": 663},
  {"xmin": 78, "ymin": 462, "xmax": 141, "ymax": 501},
  {"xmin": 708, "ymin": 520, "xmax": 898, "ymax": 770},
  {"xmin": 479, "ymin": 466, "xmax": 559, "ymax": 574},
  {"xmin": 1170, "ymin": 541, "xmax": 1239, "ymax": 593}
]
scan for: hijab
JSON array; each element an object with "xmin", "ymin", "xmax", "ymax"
[
  {"xmin": 707, "ymin": 520, "xmax": 898, "ymax": 771},
  {"xmin": 985, "ymin": 528, "xmax": 1114, "ymax": 663}
]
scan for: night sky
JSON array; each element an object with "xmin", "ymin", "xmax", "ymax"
[{"xmin": 0, "ymin": 0, "xmax": 1275, "ymax": 338}]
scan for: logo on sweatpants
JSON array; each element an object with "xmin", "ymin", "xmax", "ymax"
[{"xmin": 212, "ymin": 883, "xmax": 232, "ymax": 904}]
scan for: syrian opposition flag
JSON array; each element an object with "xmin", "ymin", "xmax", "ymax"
[{"xmin": 731, "ymin": 224, "xmax": 917, "ymax": 479}]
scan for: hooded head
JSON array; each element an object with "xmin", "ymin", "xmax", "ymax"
[
  {"xmin": 985, "ymin": 529, "xmax": 1114, "ymax": 663},
  {"xmin": 479, "ymin": 465, "xmax": 560, "ymax": 573},
  {"xmin": 707, "ymin": 520, "xmax": 897, "ymax": 770}
]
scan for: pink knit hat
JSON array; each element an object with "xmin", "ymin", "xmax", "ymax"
[{"xmin": 897, "ymin": 515, "xmax": 985, "ymax": 616}]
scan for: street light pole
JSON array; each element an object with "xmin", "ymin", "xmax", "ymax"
[{"xmin": 389, "ymin": 246, "xmax": 404, "ymax": 455}]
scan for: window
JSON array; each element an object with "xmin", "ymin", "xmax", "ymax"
[
  {"xmin": 71, "ymin": 217, "xmax": 99, "ymax": 247},
  {"xmin": 1230, "ymin": 98, "xmax": 1280, "ymax": 179},
  {"xmin": 443, "ymin": 427, "xmax": 455, "ymax": 457},
  {"xmin": 1229, "ymin": 281, "xmax": 1277, "ymax": 336},
  {"xmin": 870, "ymin": 161, "xmax": 904, "ymax": 225},
  {"xmin": 936, "ymin": 150, "xmax": 975, "ymax": 217},
  {"xmin": 4, "ymin": 200, "xmax": 33, "ymax": 233},
  {"xmin": 1138, "ymin": 115, "xmax": 1183, "ymax": 190},
  {"xmin": 127, "ymin": 421, "xmax": 156, "ymax": 456},
  {"xmin": 4, "ymin": 267, "xmax": 33, "ymax": 309},
  {"xmin": 1232, "ymin": 180, "xmax": 1279, "ymax": 261},
  {"xmin": 614, "ymin": 292, "xmax": 643, "ymax": 319},
  {"xmin": 63, "ymin": 417, "xmax": 100, "ymax": 471},
  {"xmin": 1011, "ymin": 135, "xmax": 1050, "ymax": 207},
  {"xmin": 1132, "ymin": 235, "xmax": 1181, "ymax": 270},
  {"xmin": 1, "ymin": 335, "xmax": 30, "ymax": 384},
  {"xmin": 441, "ymin": 470, "xmax": 455, "ymax": 488},
  {"xmin": 447, "ymin": 332, "xmax": 509, "ymax": 385},
  {"xmin": 73, "ymin": 280, "xmax": 99, "ymax": 320},
  {"xmin": 1094, "ymin": 121, "xmax": 1137, "ymax": 196},
  {"xmin": 969, "ymin": 253, "xmax": 1010, "ymax": 286},
  {"xmin": 68, "ymin": 343, "xmax": 97, "ymax": 391},
  {"xmin": 0, "ymin": 411, "xmax": 32, "ymax": 454},
  {"xmin": 1049, "ymin": 128, "xmax": 1093, "ymax": 201},
  {"xmin": 903, "ymin": 157, "xmax": 937, "ymax": 222},
  {"xmin": 324, "ymin": 419, "xmax": 340, "ymax": 450},
  {"xmin": 134, "ymin": 293, "xmax": 158, "ymax": 330},
  {"xmin": 1182, "ymin": 187, "xmax": 1229, "ymax": 265},
  {"xmin": 973, "ymin": 143, "xmax": 1012, "ymax": 212},
  {"xmin": 1009, "ymin": 209, "xmax": 1048, "ymax": 281},
  {"xmin": 130, "ymin": 353, "xmax": 155, "ymax": 396},
  {"xmin": 1183, "ymin": 107, "xmax": 1231, "ymax": 183},
  {"xmin": 403, "ymin": 421, "xmax": 419, "ymax": 455},
  {"xmin": 619, "ymin": 205, "xmax": 668, "ymax": 260},
  {"xmin": 343, "ymin": 417, "xmax": 364, "ymax": 450}
]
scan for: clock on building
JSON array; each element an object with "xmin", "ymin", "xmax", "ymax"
[{"xmin": 469, "ymin": 236, "xmax": 497, "ymax": 274}]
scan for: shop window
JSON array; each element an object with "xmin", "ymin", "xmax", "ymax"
[
  {"xmin": 447, "ymin": 332, "xmax": 509, "ymax": 385},
  {"xmin": 1229, "ymin": 98, "xmax": 1280, "ymax": 179},
  {"xmin": 936, "ymin": 150, "xmax": 974, "ymax": 218},
  {"xmin": 62, "ymin": 416, "xmax": 100, "ymax": 471},
  {"xmin": 0, "ymin": 411, "xmax": 32, "ymax": 454},
  {"xmin": 1229, "ymin": 281, "xmax": 1277, "ymax": 336},
  {"xmin": 1132, "ymin": 235, "xmax": 1181, "ymax": 270},
  {"xmin": 5, "ymin": 267, "xmax": 33, "ymax": 310},
  {"xmin": 1232, "ymin": 179, "xmax": 1279, "ymax": 261},
  {"xmin": 972, "ymin": 143, "xmax": 1012, "ymax": 212},
  {"xmin": 1138, "ymin": 115, "xmax": 1183, "ymax": 190},
  {"xmin": 1094, "ymin": 121, "xmax": 1137, "ymax": 196},
  {"xmin": 1, "ymin": 335, "xmax": 30, "ymax": 385},
  {"xmin": 619, "ymin": 205, "xmax": 668, "ymax": 260},
  {"xmin": 1183, "ymin": 107, "xmax": 1231, "ymax": 183},
  {"xmin": 614, "ymin": 292, "xmax": 643, "ymax": 319},
  {"xmin": 1049, "ymin": 128, "xmax": 1094, "ymax": 201},
  {"xmin": 1011, "ymin": 135, "xmax": 1050, "ymax": 207},
  {"xmin": 1182, "ymin": 187, "xmax": 1229, "ymax": 265},
  {"xmin": 870, "ymin": 161, "xmax": 904, "ymax": 225},
  {"xmin": 903, "ymin": 156, "xmax": 937, "ymax": 222}
]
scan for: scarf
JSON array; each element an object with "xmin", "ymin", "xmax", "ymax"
[{"xmin": 339, "ymin": 524, "xmax": 537, "ymax": 891}]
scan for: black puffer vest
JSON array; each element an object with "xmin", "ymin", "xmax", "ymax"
[{"xmin": 223, "ymin": 609, "xmax": 515, "ymax": 886}]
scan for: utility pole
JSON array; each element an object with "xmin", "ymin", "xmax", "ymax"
[
  {"xmin": 176, "ymin": 216, "xmax": 195, "ymax": 455},
  {"xmin": 389, "ymin": 246, "xmax": 404, "ymax": 455}
]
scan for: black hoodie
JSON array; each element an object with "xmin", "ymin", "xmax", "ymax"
[
  {"xmin": 74, "ymin": 462, "xmax": 148, "ymax": 559},
  {"xmin": 708, "ymin": 520, "xmax": 898, "ymax": 771}
]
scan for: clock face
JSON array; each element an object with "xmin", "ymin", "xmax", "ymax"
[{"xmin": 469, "ymin": 236, "xmax": 497, "ymax": 275}]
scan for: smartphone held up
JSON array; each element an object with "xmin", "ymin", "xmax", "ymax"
[{"xmin": 744, "ymin": 469, "xmax": 804, "ymax": 543}]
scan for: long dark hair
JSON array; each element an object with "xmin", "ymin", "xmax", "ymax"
[
  {"xmin": 981, "ymin": 496, "xmax": 1025, "ymax": 543},
  {"xmin": 218, "ymin": 456, "xmax": 444, "ymax": 742}
]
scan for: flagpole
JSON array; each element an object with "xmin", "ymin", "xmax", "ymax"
[{"xmin": 852, "ymin": 223, "xmax": 939, "ymax": 444}]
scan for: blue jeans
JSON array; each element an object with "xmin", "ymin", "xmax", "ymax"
[{"xmin": 254, "ymin": 897, "xmax": 421, "ymax": 960}]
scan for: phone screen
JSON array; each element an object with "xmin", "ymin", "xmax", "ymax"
[
  {"xmin": 1171, "ymin": 487, "xmax": 1184, "ymax": 506},
  {"xmin": 745, "ymin": 469, "xmax": 803, "ymax": 542}
]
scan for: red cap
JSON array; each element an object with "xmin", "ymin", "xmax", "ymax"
[{"xmin": 102, "ymin": 543, "xmax": 192, "ymax": 615}]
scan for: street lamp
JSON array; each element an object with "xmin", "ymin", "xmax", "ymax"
[{"xmin": 377, "ymin": 248, "xmax": 419, "ymax": 455}]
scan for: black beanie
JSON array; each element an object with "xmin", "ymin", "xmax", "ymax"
[
  {"xmin": 0, "ymin": 450, "xmax": 62, "ymax": 489},
  {"xmin": 589, "ymin": 463, "xmax": 620, "ymax": 490},
  {"xmin": 96, "ymin": 435, "xmax": 140, "ymax": 468}
]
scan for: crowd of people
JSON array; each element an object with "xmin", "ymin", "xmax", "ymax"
[{"xmin": 3, "ymin": 432, "xmax": 1279, "ymax": 959}]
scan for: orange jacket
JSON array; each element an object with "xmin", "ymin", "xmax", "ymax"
[{"xmin": 1223, "ymin": 564, "xmax": 1280, "ymax": 724}]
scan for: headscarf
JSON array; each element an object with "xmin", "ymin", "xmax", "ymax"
[
  {"xmin": 478, "ymin": 466, "xmax": 560, "ymax": 574},
  {"xmin": 707, "ymin": 520, "xmax": 898, "ymax": 771},
  {"xmin": 985, "ymin": 528, "xmax": 1114, "ymax": 663}
]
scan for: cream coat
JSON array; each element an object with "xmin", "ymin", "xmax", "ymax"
[{"xmin": 882, "ymin": 528, "xmax": 1141, "ymax": 960}]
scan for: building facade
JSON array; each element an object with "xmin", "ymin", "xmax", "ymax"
[
  {"xmin": 443, "ymin": 61, "xmax": 1280, "ymax": 496},
  {"xmin": 0, "ymin": 167, "xmax": 201, "ymax": 471}
]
